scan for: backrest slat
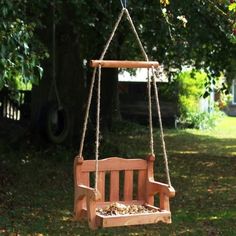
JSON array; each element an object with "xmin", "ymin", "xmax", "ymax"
[
  {"xmin": 83, "ymin": 172, "xmax": 90, "ymax": 186},
  {"xmin": 75, "ymin": 163, "xmax": 89, "ymax": 186},
  {"xmin": 124, "ymin": 170, "xmax": 133, "ymax": 201},
  {"xmin": 137, "ymin": 170, "xmax": 146, "ymax": 200},
  {"xmin": 97, "ymin": 171, "xmax": 105, "ymax": 202},
  {"xmin": 110, "ymin": 171, "xmax": 120, "ymax": 201},
  {"xmin": 76, "ymin": 157, "xmax": 150, "ymax": 203}
]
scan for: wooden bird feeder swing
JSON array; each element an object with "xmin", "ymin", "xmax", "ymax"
[{"xmin": 74, "ymin": 7, "xmax": 175, "ymax": 230}]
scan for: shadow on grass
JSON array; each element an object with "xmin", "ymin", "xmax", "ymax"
[{"xmin": 0, "ymin": 126, "xmax": 236, "ymax": 235}]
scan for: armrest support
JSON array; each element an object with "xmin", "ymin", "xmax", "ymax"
[
  {"xmin": 74, "ymin": 184, "xmax": 100, "ymax": 229},
  {"xmin": 75, "ymin": 184, "xmax": 101, "ymax": 201},
  {"xmin": 147, "ymin": 180, "xmax": 175, "ymax": 211},
  {"xmin": 147, "ymin": 180, "xmax": 175, "ymax": 198}
]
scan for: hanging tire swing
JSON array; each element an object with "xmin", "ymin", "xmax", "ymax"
[
  {"xmin": 42, "ymin": 0, "xmax": 70, "ymax": 144},
  {"xmin": 42, "ymin": 102, "xmax": 70, "ymax": 144},
  {"xmin": 74, "ymin": 5, "xmax": 175, "ymax": 230}
]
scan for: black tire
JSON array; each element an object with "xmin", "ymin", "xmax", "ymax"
[{"xmin": 41, "ymin": 102, "xmax": 70, "ymax": 144}]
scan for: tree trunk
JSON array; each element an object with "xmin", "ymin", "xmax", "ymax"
[
  {"xmin": 30, "ymin": 19, "xmax": 86, "ymax": 144},
  {"xmin": 30, "ymin": 44, "xmax": 120, "ymax": 145},
  {"xmin": 101, "ymin": 68, "xmax": 121, "ymax": 131},
  {"xmin": 30, "ymin": 3, "xmax": 121, "ymax": 144}
]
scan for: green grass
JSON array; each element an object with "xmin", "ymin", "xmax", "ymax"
[{"xmin": 0, "ymin": 116, "xmax": 236, "ymax": 235}]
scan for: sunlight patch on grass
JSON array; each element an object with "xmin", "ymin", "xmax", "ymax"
[
  {"xmin": 196, "ymin": 210, "xmax": 236, "ymax": 221},
  {"xmin": 186, "ymin": 116, "xmax": 236, "ymax": 139},
  {"xmin": 1, "ymin": 117, "xmax": 235, "ymax": 235},
  {"xmin": 175, "ymin": 150, "xmax": 199, "ymax": 154},
  {"xmin": 166, "ymin": 117, "xmax": 236, "ymax": 158}
]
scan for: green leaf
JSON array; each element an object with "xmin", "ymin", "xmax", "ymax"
[{"xmin": 228, "ymin": 3, "xmax": 236, "ymax": 12}]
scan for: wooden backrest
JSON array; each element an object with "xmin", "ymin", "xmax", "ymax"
[{"xmin": 74, "ymin": 156, "xmax": 155, "ymax": 202}]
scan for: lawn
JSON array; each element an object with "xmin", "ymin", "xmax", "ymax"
[{"xmin": 0, "ymin": 116, "xmax": 236, "ymax": 235}]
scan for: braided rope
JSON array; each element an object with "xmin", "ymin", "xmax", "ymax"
[
  {"xmin": 99, "ymin": 8, "xmax": 126, "ymax": 60},
  {"xmin": 119, "ymin": 0, "xmax": 124, "ymax": 8},
  {"xmin": 78, "ymin": 68, "xmax": 97, "ymax": 157},
  {"xmin": 78, "ymin": 8, "xmax": 126, "ymax": 191},
  {"xmin": 124, "ymin": 9, "xmax": 156, "ymax": 156},
  {"xmin": 151, "ymin": 66, "xmax": 172, "ymax": 187},
  {"xmin": 78, "ymin": 7, "xmax": 172, "ymax": 190},
  {"xmin": 147, "ymin": 69, "xmax": 154, "ymax": 156},
  {"xmin": 124, "ymin": 9, "xmax": 149, "ymax": 61},
  {"xmin": 95, "ymin": 65, "xmax": 102, "ymax": 190},
  {"xmin": 51, "ymin": 0, "xmax": 62, "ymax": 109},
  {"xmin": 78, "ymin": 9, "xmax": 125, "ymax": 159}
]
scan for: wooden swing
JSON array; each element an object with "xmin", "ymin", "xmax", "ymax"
[{"xmin": 74, "ymin": 6, "xmax": 175, "ymax": 229}]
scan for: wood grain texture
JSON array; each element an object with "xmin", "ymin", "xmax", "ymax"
[
  {"xmin": 74, "ymin": 156, "xmax": 175, "ymax": 229},
  {"xmin": 90, "ymin": 60, "xmax": 160, "ymax": 68},
  {"xmin": 124, "ymin": 170, "xmax": 133, "ymax": 201},
  {"xmin": 110, "ymin": 171, "xmax": 120, "ymax": 201}
]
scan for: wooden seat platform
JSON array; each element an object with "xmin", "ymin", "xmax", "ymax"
[{"xmin": 74, "ymin": 155, "xmax": 175, "ymax": 229}]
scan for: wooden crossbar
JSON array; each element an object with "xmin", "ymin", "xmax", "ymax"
[{"xmin": 90, "ymin": 60, "xmax": 160, "ymax": 68}]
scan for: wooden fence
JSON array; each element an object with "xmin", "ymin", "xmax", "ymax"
[{"xmin": 0, "ymin": 88, "xmax": 31, "ymax": 122}]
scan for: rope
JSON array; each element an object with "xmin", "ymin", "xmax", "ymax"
[
  {"xmin": 147, "ymin": 69, "xmax": 154, "ymax": 156},
  {"xmin": 78, "ymin": 6, "xmax": 172, "ymax": 190},
  {"xmin": 95, "ymin": 65, "xmax": 102, "ymax": 190},
  {"xmin": 124, "ymin": 9, "xmax": 149, "ymax": 61},
  {"xmin": 78, "ymin": 68, "xmax": 97, "ymax": 157},
  {"xmin": 99, "ymin": 8, "xmax": 126, "ymax": 60},
  {"xmin": 51, "ymin": 0, "xmax": 62, "ymax": 109},
  {"xmin": 124, "ymin": 9, "xmax": 157, "ymax": 155},
  {"xmin": 93, "ymin": 9, "xmax": 126, "ymax": 190},
  {"xmin": 78, "ymin": 8, "xmax": 126, "ymax": 190},
  {"xmin": 151, "ymin": 66, "xmax": 172, "ymax": 187},
  {"xmin": 120, "ymin": 0, "xmax": 127, "ymax": 8},
  {"xmin": 119, "ymin": 0, "xmax": 124, "ymax": 8}
]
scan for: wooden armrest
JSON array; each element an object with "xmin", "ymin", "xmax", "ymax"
[
  {"xmin": 76, "ymin": 184, "xmax": 101, "ymax": 201},
  {"xmin": 147, "ymin": 180, "xmax": 175, "ymax": 198}
]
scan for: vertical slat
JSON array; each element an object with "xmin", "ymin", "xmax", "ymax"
[
  {"xmin": 19, "ymin": 92, "xmax": 23, "ymax": 120},
  {"xmin": 110, "ymin": 171, "xmax": 120, "ymax": 201},
  {"xmin": 74, "ymin": 158, "xmax": 90, "ymax": 220},
  {"xmin": 97, "ymin": 171, "xmax": 105, "ymax": 202},
  {"xmin": 76, "ymin": 171, "xmax": 90, "ymax": 217},
  {"xmin": 137, "ymin": 170, "xmax": 146, "ymax": 200},
  {"xmin": 124, "ymin": 170, "xmax": 133, "ymax": 201},
  {"xmin": 86, "ymin": 197, "xmax": 97, "ymax": 229},
  {"xmin": 76, "ymin": 168, "xmax": 90, "ymax": 186},
  {"xmin": 10, "ymin": 101, "xmax": 12, "ymax": 119},
  {"xmin": 160, "ymin": 193, "xmax": 170, "ymax": 211},
  {"xmin": 146, "ymin": 155, "xmax": 155, "ymax": 205},
  {"xmin": 3, "ymin": 97, "xmax": 6, "ymax": 117},
  {"xmin": 82, "ymin": 172, "xmax": 90, "ymax": 186},
  {"xmin": 81, "ymin": 172, "xmax": 90, "ymax": 208},
  {"xmin": 14, "ymin": 105, "xmax": 17, "ymax": 120},
  {"xmin": 7, "ymin": 100, "xmax": 10, "ymax": 118}
]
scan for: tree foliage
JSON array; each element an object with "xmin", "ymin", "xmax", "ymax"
[
  {"xmin": 0, "ymin": 0, "xmax": 47, "ymax": 90},
  {"xmin": 0, "ymin": 0, "xmax": 235, "ymax": 91}
]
